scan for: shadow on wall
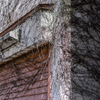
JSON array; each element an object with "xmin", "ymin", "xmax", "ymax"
[{"xmin": 71, "ymin": 0, "xmax": 100, "ymax": 100}]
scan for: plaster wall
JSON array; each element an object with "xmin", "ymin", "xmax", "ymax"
[
  {"xmin": 71, "ymin": 1, "xmax": 100, "ymax": 100},
  {"xmin": 0, "ymin": 1, "xmax": 71, "ymax": 100},
  {"xmin": 0, "ymin": 10, "xmax": 54, "ymax": 59},
  {"xmin": 0, "ymin": 0, "xmax": 58, "ymax": 33}
]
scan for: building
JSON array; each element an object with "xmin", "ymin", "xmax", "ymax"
[
  {"xmin": 0, "ymin": 0, "xmax": 100, "ymax": 100},
  {"xmin": 0, "ymin": 0, "xmax": 71, "ymax": 100}
]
